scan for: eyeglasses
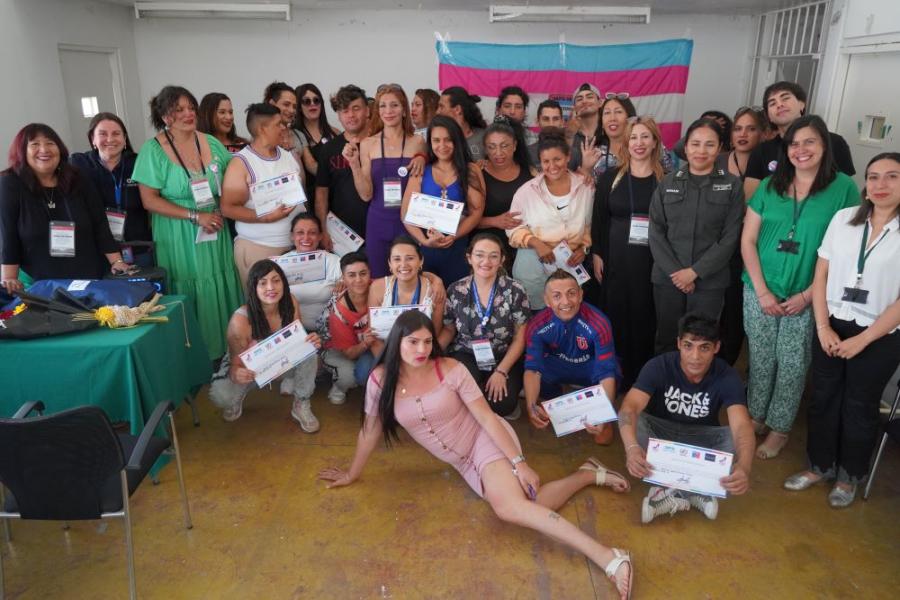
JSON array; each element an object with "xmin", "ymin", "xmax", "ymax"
[
  {"xmin": 485, "ymin": 143, "xmax": 513, "ymax": 152},
  {"xmin": 605, "ymin": 92, "xmax": 630, "ymax": 100},
  {"xmin": 301, "ymin": 97, "xmax": 322, "ymax": 106}
]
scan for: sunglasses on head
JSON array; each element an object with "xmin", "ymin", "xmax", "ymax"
[
  {"xmin": 626, "ymin": 115, "xmax": 654, "ymax": 124},
  {"xmin": 301, "ymin": 97, "xmax": 322, "ymax": 106},
  {"xmin": 605, "ymin": 92, "xmax": 630, "ymax": 100},
  {"xmin": 377, "ymin": 83, "xmax": 402, "ymax": 94},
  {"xmin": 737, "ymin": 105, "xmax": 764, "ymax": 113}
]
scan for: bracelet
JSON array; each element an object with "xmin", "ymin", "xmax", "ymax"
[
  {"xmin": 187, "ymin": 209, "xmax": 198, "ymax": 225},
  {"xmin": 411, "ymin": 152, "xmax": 427, "ymax": 162},
  {"xmin": 625, "ymin": 443, "xmax": 641, "ymax": 453},
  {"xmin": 495, "ymin": 368, "xmax": 509, "ymax": 379},
  {"xmin": 816, "ymin": 323, "xmax": 829, "ymax": 331},
  {"xmin": 510, "ymin": 454, "xmax": 526, "ymax": 467}
]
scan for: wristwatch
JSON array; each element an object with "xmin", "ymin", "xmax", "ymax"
[{"xmin": 510, "ymin": 454, "xmax": 526, "ymax": 475}]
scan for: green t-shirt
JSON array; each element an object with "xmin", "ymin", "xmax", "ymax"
[{"xmin": 743, "ymin": 172, "xmax": 859, "ymax": 298}]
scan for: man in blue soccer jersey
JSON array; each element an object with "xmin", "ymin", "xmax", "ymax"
[
  {"xmin": 618, "ymin": 313, "xmax": 754, "ymax": 524},
  {"xmin": 524, "ymin": 270, "xmax": 619, "ymax": 443}
]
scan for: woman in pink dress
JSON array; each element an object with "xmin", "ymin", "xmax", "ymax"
[{"xmin": 319, "ymin": 310, "xmax": 634, "ymax": 600}]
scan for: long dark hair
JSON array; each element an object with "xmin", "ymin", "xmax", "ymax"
[
  {"xmin": 245, "ymin": 259, "xmax": 295, "ymax": 341},
  {"xmin": 292, "ymin": 83, "xmax": 335, "ymax": 144},
  {"xmin": 441, "ymin": 86, "xmax": 487, "ymax": 130},
  {"xmin": 4, "ymin": 123, "xmax": 80, "ymax": 194},
  {"xmin": 850, "ymin": 152, "xmax": 900, "ymax": 226},
  {"xmin": 86, "ymin": 112, "xmax": 135, "ymax": 154},
  {"xmin": 426, "ymin": 115, "xmax": 483, "ymax": 205},
  {"xmin": 485, "ymin": 116, "xmax": 532, "ymax": 171},
  {"xmin": 263, "ymin": 81, "xmax": 294, "ymax": 105},
  {"xmin": 198, "ymin": 93, "xmax": 242, "ymax": 143},
  {"xmin": 373, "ymin": 310, "xmax": 443, "ymax": 446},
  {"xmin": 767, "ymin": 115, "xmax": 837, "ymax": 197}
]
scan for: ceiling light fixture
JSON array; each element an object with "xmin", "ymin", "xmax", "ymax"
[{"xmin": 489, "ymin": 5, "xmax": 651, "ymax": 24}]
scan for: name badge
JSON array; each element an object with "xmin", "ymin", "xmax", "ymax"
[
  {"xmin": 49, "ymin": 220, "xmax": 76, "ymax": 257},
  {"xmin": 776, "ymin": 239, "xmax": 800, "ymax": 254},
  {"xmin": 121, "ymin": 245, "xmax": 134, "ymax": 264},
  {"xmin": 628, "ymin": 215, "xmax": 650, "ymax": 246},
  {"xmin": 383, "ymin": 178, "xmax": 402, "ymax": 208},
  {"xmin": 106, "ymin": 209, "xmax": 127, "ymax": 241},
  {"xmin": 712, "ymin": 183, "xmax": 732, "ymax": 191},
  {"xmin": 190, "ymin": 177, "xmax": 215, "ymax": 209},
  {"xmin": 471, "ymin": 339, "xmax": 496, "ymax": 371},
  {"xmin": 841, "ymin": 286, "xmax": 869, "ymax": 304}
]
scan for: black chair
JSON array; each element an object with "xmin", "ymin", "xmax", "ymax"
[
  {"xmin": 0, "ymin": 400, "xmax": 191, "ymax": 600},
  {"xmin": 864, "ymin": 379, "xmax": 900, "ymax": 500}
]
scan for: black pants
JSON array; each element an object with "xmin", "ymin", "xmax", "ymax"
[
  {"xmin": 653, "ymin": 283, "xmax": 725, "ymax": 354},
  {"xmin": 807, "ymin": 317, "xmax": 900, "ymax": 483},
  {"xmin": 451, "ymin": 350, "xmax": 523, "ymax": 417},
  {"xmin": 717, "ymin": 254, "xmax": 745, "ymax": 366}
]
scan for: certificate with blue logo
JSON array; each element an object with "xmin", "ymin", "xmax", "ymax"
[
  {"xmin": 541, "ymin": 385, "xmax": 617, "ymax": 437},
  {"xmin": 644, "ymin": 439, "xmax": 734, "ymax": 498}
]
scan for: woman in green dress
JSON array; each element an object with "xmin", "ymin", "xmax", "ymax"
[{"xmin": 133, "ymin": 85, "xmax": 243, "ymax": 359}]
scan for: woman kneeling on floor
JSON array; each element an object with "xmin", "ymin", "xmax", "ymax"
[
  {"xmin": 210, "ymin": 259, "xmax": 322, "ymax": 431},
  {"xmin": 319, "ymin": 310, "xmax": 634, "ymax": 600}
]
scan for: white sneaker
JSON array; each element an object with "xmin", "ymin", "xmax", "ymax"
[
  {"xmin": 222, "ymin": 402, "xmax": 242, "ymax": 422},
  {"xmin": 291, "ymin": 398, "xmax": 320, "ymax": 433},
  {"xmin": 279, "ymin": 377, "xmax": 294, "ymax": 396},
  {"xmin": 641, "ymin": 486, "xmax": 690, "ymax": 524},
  {"xmin": 686, "ymin": 493, "xmax": 718, "ymax": 520},
  {"xmin": 327, "ymin": 385, "xmax": 347, "ymax": 405}
]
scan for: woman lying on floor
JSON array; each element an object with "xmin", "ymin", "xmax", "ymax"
[{"xmin": 319, "ymin": 310, "xmax": 634, "ymax": 599}]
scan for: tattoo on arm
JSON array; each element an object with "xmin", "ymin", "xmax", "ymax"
[
  {"xmin": 548, "ymin": 511, "xmax": 560, "ymax": 521},
  {"xmin": 619, "ymin": 412, "xmax": 633, "ymax": 428}
]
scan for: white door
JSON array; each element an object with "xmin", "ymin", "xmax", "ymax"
[
  {"xmin": 58, "ymin": 47, "xmax": 120, "ymax": 152},
  {"xmin": 834, "ymin": 51, "xmax": 900, "ymax": 187}
]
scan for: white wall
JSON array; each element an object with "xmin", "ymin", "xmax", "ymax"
[
  {"xmin": 132, "ymin": 8, "xmax": 756, "ymax": 140},
  {"xmin": 0, "ymin": 0, "xmax": 143, "ymax": 151}
]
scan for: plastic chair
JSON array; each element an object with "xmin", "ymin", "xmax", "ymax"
[
  {"xmin": 0, "ymin": 400, "xmax": 191, "ymax": 600},
  {"xmin": 863, "ymin": 379, "xmax": 900, "ymax": 500}
]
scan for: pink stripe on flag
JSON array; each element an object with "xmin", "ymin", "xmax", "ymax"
[
  {"xmin": 657, "ymin": 122, "xmax": 683, "ymax": 148},
  {"xmin": 439, "ymin": 64, "xmax": 689, "ymax": 98}
]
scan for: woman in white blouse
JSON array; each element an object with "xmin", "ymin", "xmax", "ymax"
[
  {"xmin": 784, "ymin": 152, "xmax": 900, "ymax": 508},
  {"xmin": 506, "ymin": 128, "xmax": 593, "ymax": 309}
]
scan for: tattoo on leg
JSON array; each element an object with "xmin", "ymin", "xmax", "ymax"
[{"xmin": 548, "ymin": 511, "xmax": 560, "ymax": 521}]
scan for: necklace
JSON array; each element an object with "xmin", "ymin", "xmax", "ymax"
[{"xmin": 44, "ymin": 188, "xmax": 56, "ymax": 209}]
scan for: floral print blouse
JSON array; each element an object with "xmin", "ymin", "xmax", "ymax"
[{"xmin": 443, "ymin": 274, "xmax": 530, "ymax": 356}]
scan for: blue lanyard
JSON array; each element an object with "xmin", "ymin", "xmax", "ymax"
[
  {"xmin": 392, "ymin": 276, "xmax": 421, "ymax": 305},
  {"xmin": 471, "ymin": 277, "xmax": 498, "ymax": 328},
  {"xmin": 108, "ymin": 158, "xmax": 126, "ymax": 210}
]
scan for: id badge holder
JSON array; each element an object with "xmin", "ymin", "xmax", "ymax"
[
  {"xmin": 49, "ymin": 220, "xmax": 76, "ymax": 257},
  {"xmin": 121, "ymin": 245, "xmax": 134, "ymax": 264},
  {"xmin": 190, "ymin": 177, "xmax": 215, "ymax": 210},
  {"xmin": 383, "ymin": 178, "xmax": 402, "ymax": 209},
  {"xmin": 106, "ymin": 209, "xmax": 127, "ymax": 241},
  {"xmin": 628, "ymin": 215, "xmax": 650, "ymax": 246},
  {"xmin": 776, "ymin": 239, "xmax": 800, "ymax": 254},
  {"xmin": 841, "ymin": 286, "xmax": 869, "ymax": 304},
  {"xmin": 471, "ymin": 339, "xmax": 496, "ymax": 371}
]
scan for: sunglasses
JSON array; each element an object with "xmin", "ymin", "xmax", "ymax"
[
  {"xmin": 605, "ymin": 92, "xmax": 630, "ymax": 100},
  {"xmin": 301, "ymin": 97, "xmax": 322, "ymax": 106},
  {"xmin": 626, "ymin": 115, "xmax": 655, "ymax": 124},
  {"xmin": 377, "ymin": 83, "xmax": 403, "ymax": 94}
]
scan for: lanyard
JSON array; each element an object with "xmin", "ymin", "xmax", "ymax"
[
  {"xmin": 380, "ymin": 131, "xmax": 406, "ymax": 159},
  {"xmin": 788, "ymin": 187, "xmax": 810, "ymax": 240},
  {"xmin": 164, "ymin": 130, "xmax": 206, "ymax": 180},
  {"xmin": 626, "ymin": 170, "xmax": 656, "ymax": 215},
  {"xmin": 730, "ymin": 151, "xmax": 745, "ymax": 180},
  {"xmin": 856, "ymin": 221, "xmax": 889, "ymax": 283},
  {"xmin": 107, "ymin": 157, "xmax": 127, "ymax": 209},
  {"xmin": 392, "ymin": 276, "xmax": 421, "ymax": 305},
  {"xmin": 470, "ymin": 277, "xmax": 498, "ymax": 328}
]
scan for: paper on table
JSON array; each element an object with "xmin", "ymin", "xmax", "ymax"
[
  {"xmin": 541, "ymin": 241, "xmax": 590, "ymax": 285},
  {"xmin": 369, "ymin": 304, "xmax": 432, "ymax": 339},
  {"xmin": 250, "ymin": 171, "xmax": 306, "ymax": 217},
  {"xmin": 270, "ymin": 251, "xmax": 327, "ymax": 285},
  {"xmin": 403, "ymin": 192, "xmax": 464, "ymax": 236},
  {"xmin": 541, "ymin": 385, "xmax": 617, "ymax": 437},
  {"xmin": 643, "ymin": 438, "xmax": 734, "ymax": 498},
  {"xmin": 326, "ymin": 212, "xmax": 364, "ymax": 257},
  {"xmin": 239, "ymin": 320, "xmax": 317, "ymax": 387}
]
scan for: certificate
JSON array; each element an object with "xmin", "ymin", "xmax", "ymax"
[
  {"xmin": 403, "ymin": 192, "xmax": 464, "ymax": 236},
  {"xmin": 643, "ymin": 438, "xmax": 734, "ymax": 498},
  {"xmin": 369, "ymin": 304, "xmax": 432, "ymax": 339},
  {"xmin": 270, "ymin": 251, "xmax": 327, "ymax": 285},
  {"xmin": 250, "ymin": 171, "xmax": 306, "ymax": 217},
  {"xmin": 239, "ymin": 320, "xmax": 317, "ymax": 387},
  {"xmin": 541, "ymin": 241, "xmax": 590, "ymax": 286},
  {"xmin": 541, "ymin": 385, "xmax": 617, "ymax": 437},
  {"xmin": 326, "ymin": 212, "xmax": 364, "ymax": 257}
]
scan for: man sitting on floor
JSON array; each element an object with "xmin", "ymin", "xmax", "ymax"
[
  {"xmin": 524, "ymin": 269, "xmax": 618, "ymax": 443},
  {"xmin": 618, "ymin": 313, "xmax": 754, "ymax": 523}
]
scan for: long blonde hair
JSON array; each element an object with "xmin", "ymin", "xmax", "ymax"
[
  {"xmin": 615, "ymin": 116, "xmax": 665, "ymax": 182},
  {"xmin": 369, "ymin": 84, "xmax": 414, "ymax": 137}
]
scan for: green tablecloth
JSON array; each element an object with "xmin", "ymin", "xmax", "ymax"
[{"xmin": 0, "ymin": 295, "xmax": 211, "ymax": 435}]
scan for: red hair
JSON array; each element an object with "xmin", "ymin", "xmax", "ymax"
[{"xmin": 5, "ymin": 123, "xmax": 79, "ymax": 193}]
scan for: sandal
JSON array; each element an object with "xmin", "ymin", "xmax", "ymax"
[
  {"xmin": 783, "ymin": 470, "xmax": 826, "ymax": 491},
  {"xmin": 755, "ymin": 431, "xmax": 789, "ymax": 460},
  {"xmin": 605, "ymin": 548, "xmax": 633, "ymax": 600},
  {"xmin": 751, "ymin": 419, "xmax": 768, "ymax": 436},
  {"xmin": 580, "ymin": 458, "xmax": 630, "ymax": 493}
]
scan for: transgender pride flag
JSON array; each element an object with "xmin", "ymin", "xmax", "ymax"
[{"xmin": 436, "ymin": 38, "xmax": 693, "ymax": 147}]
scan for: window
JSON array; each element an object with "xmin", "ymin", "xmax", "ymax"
[{"xmin": 81, "ymin": 96, "xmax": 99, "ymax": 119}]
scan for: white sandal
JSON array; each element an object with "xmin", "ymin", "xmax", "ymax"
[
  {"xmin": 580, "ymin": 457, "xmax": 631, "ymax": 493},
  {"xmin": 605, "ymin": 548, "xmax": 633, "ymax": 600}
]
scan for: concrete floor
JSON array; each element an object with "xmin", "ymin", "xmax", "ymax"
[{"xmin": 2, "ymin": 383, "xmax": 899, "ymax": 599}]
